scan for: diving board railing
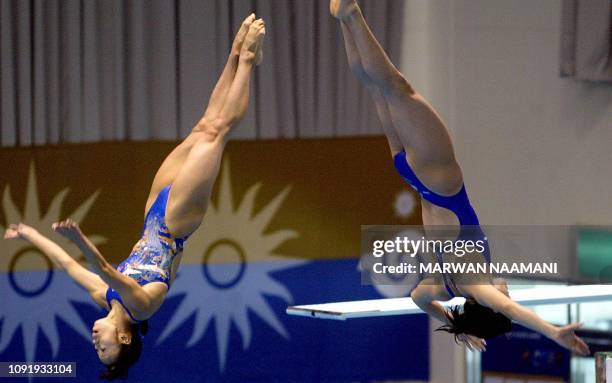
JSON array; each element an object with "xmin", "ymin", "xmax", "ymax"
[{"xmin": 286, "ymin": 285, "xmax": 612, "ymax": 320}]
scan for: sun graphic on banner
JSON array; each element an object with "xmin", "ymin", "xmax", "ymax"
[
  {"xmin": 0, "ymin": 162, "xmax": 105, "ymax": 362},
  {"xmin": 158, "ymin": 158, "xmax": 306, "ymax": 371}
]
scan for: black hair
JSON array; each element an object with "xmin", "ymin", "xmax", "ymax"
[
  {"xmin": 436, "ymin": 299, "xmax": 512, "ymax": 340},
  {"xmin": 100, "ymin": 321, "xmax": 148, "ymax": 381}
]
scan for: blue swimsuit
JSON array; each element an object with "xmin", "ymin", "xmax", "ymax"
[
  {"xmin": 393, "ymin": 150, "xmax": 490, "ymax": 298},
  {"xmin": 105, "ymin": 185, "xmax": 189, "ymax": 320}
]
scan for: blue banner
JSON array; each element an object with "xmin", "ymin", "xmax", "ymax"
[{"xmin": 1, "ymin": 259, "xmax": 429, "ymax": 382}]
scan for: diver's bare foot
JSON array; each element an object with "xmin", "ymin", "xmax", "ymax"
[
  {"xmin": 232, "ymin": 13, "xmax": 256, "ymax": 55},
  {"xmin": 254, "ymin": 26, "xmax": 265, "ymax": 66},
  {"xmin": 240, "ymin": 19, "xmax": 266, "ymax": 65},
  {"xmin": 330, "ymin": 0, "xmax": 359, "ymax": 20}
]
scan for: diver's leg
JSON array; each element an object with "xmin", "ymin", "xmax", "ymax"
[
  {"xmin": 339, "ymin": 21, "xmax": 402, "ymax": 155},
  {"xmin": 203, "ymin": 13, "xmax": 256, "ymax": 120},
  {"xmin": 144, "ymin": 14, "xmax": 256, "ymax": 215},
  {"xmin": 332, "ymin": 0, "xmax": 407, "ymax": 94},
  {"xmin": 333, "ymin": 0, "xmax": 462, "ymax": 194},
  {"xmin": 164, "ymin": 20, "xmax": 265, "ymax": 238}
]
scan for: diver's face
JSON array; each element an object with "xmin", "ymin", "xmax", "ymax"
[{"xmin": 92, "ymin": 317, "xmax": 122, "ymax": 364}]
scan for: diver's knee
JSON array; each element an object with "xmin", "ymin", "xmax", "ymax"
[{"xmin": 192, "ymin": 118, "xmax": 230, "ymax": 142}]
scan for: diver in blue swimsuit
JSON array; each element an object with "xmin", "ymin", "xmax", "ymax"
[
  {"xmin": 332, "ymin": 0, "xmax": 589, "ymax": 355},
  {"xmin": 5, "ymin": 14, "xmax": 267, "ymax": 380}
]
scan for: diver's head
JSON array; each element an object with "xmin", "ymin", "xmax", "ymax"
[
  {"xmin": 436, "ymin": 299, "xmax": 512, "ymax": 340},
  {"xmin": 93, "ymin": 314, "xmax": 148, "ymax": 380}
]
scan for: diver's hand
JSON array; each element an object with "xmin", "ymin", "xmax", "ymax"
[
  {"xmin": 52, "ymin": 219, "xmax": 83, "ymax": 243},
  {"xmin": 4, "ymin": 223, "xmax": 38, "ymax": 240},
  {"xmin": 456, "ymin": 334, "xmax": 486, "ymax": 352},
  {"xmin": 552, "ymin": 323, "xmax": 590, "ymax": 356}
]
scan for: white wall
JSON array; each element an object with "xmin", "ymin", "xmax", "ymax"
[
  {"xmin": 401, "ymin": 0, "xmax": 612, "ymax": 227},
  {"xmin": 400, "ymin": 1, "xmax": 612, "ymax": 382}
]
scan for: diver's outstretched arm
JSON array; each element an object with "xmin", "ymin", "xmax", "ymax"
[
  {"xmin": 465, "ymin": 284, "xmax": 590, "ymax": 355},
  {"xmin": 52, "ymin": 219, "xmax": 156, "ymax": 317},
  {"xmin": 4, "ymin": 223, "xmax": 108, "ymax": 307}
]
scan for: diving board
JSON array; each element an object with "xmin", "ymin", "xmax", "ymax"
[{"xmin": 286, "ymin": 285, "xmax": 612, "ymax": 320}]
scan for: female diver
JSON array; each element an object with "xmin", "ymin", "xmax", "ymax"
[
  {"xmin": 4, "ymin": 14, "xmax": 266, "ymax": 379},
  {"xmin": 331, "ymin": 0, "xmax": 589, "ymax": 355}
]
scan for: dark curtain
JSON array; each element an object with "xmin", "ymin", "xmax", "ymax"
[
  {"xmin": 560, "ymin": 0, "xmax": 612, "ymax": 82},
  {"xmin": 0, "ymin": 0, "xmax": 404, "ymax": 146}
]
